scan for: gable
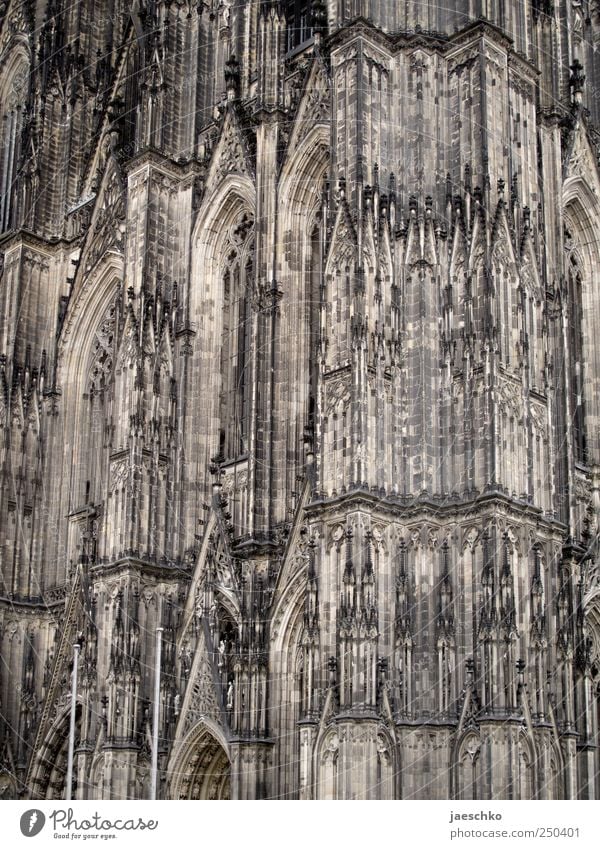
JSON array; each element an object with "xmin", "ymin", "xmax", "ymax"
[
  {"xmin": 204, "ymin": 108, "xmax": 254, "ymax": 197},
  {"xmin": 565, "ymin": 123, "xmax": 600, "ymax": 201},
  {"xmin": 285, "ymin": 57, "xmax": 331, "ymax": 161},
  {"xmin": 78, "ymin": 155, "xmax": 126, "ymax": 276}
]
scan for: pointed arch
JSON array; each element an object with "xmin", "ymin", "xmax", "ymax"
[
  {"xmin": 277, "ymin": 126, "xmax": 329, "ymax": 520},
  {"xmin": 449, "ymin": 216, "xmax": 468, "ymax": 324},
  {"xmin": 28, "ymin": 704, "xmax": 82, "ymax": 800},
  {"xmin": 50, "ymin": 255, "xmax": 124, "ymax": 582},
  {"xmin": 317, "ymin": 727, "xmax": 340, "ymax": 800},
  {"xmin": 373, "ymin": 727, "xmax": 396, "ymax": 800},
  {"xmin": 491, "ymin": 208, "xmax": 519, "ymax": 371},
  {"xmin": 516, "ymin": 730, "xmax": 536, "ymax": 800},
  {"xmin": 58, "ymin": 256, "xmax": 123, "ymax": 513},
  {"xmin": 192, "ymin": 175, "xmax": 256, "ymax": 260},
  {"xmin": 217, "ymin": 217, "xmax": 254, "ymax": 460},
  {"xmin": 453, "ymin": 730, "xmax": 482, "ymax": 800},
  {"xmin": 563, "ymin": 185, "xmax": 600, "ymax": 467},
  {"xmin": 88, "ymin": 751, "xmax": 107, "ymax": 800},
  {"xmin": 186, "ymin": 176, "xmax": 256, "ymax": 537},
  {"xmin": 585, "ymin": 596, "xmax": 600, "ymax": 798},
  {"xmin": 167, "ymin": 718, "xmax": 230, "ymax": 800},
  {"xmin": 520, "ymin": 231, "xmax": 544, "ymax": 393},
  {"xmin": 58, "ymin": 253, "xmax": 124, "ymax": 388},
  {"xmin": 0, "ymin": 44, "xmax": 29, "ymax": 232},
  {"xmin": 270, "ymin": 568, "xmax": 310, "ymax": 798}
]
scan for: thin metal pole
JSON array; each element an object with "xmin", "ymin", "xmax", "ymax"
[
  {"xmin": 150, "ymin": 627, "xmax": 164, "ymax": 800},
  {"xmin": 65, "ymin": 642, "xmax": 80, "ymax": 801}
]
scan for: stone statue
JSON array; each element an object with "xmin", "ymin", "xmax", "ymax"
[{"xmin": 219, "ymin": 0, "xmax": 231, "ymax": 28}]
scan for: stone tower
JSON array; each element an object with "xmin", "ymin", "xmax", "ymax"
[{"xmin": 0, "ymin": 0, "xmax": 599, "ymax": 800}]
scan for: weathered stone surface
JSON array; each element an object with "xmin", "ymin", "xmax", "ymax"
[{"xmin": 0, "ymin": 1, "xmax": 599, "ymax": 800}]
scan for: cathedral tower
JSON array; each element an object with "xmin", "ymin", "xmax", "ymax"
[{"xmin": 0, "ymin": 0, "xmax": 599, "ymax": 799}]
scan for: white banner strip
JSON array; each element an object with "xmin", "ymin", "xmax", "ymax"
[{"xmin": 2, "ymin": 800, "xmax": 599, "ymax": 848}]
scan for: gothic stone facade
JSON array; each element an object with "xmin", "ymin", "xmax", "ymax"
[{"xmin": 0, "ymin": 0, "xmax": 600, "ymax": 801}]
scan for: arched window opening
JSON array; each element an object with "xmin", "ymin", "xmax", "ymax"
[
  {"xmin": 308, "ymin": 222, "xmax": 322, "ymax": 434},
  {"xmin": 0, "ymin": 60, "xmax": 28, "ymax": 233},
  {"xmin": 82, "ymin": 295, "xmax": 118, "ymax": 508},
  {"xmin": 521, "ymin": 266, "xmax": 542, "ymax": 391},
  {"xmin": 566, "ymin": 241, "xmax": 587, "ymax": 464},
  {"xmin": 289, "ymin": 640, "xmax": 306, "ymax": 794},
  {"xmin": 528, "ymin": 293, "xmax": 537, "ymax": 384},
  {"xmin": 319, "ymin": 730, "xmax": 339, "ymax": 800},
  {"xmin": 218, "ymin": 216, "xmax": 254, "ymax": 462},
  {"xmin": 517, "ymin": 738, "xmax": 534, "ymax": 800},
  {"xmin": 500, "ymin": 266, "xmax": 513, "ymax": 368},
  {"xmin": 455, "ymin": 735, "xmax": 481, "ymax": 800}
]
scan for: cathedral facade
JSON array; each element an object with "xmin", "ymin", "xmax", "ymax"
[{"xmin": 0, "ymin": 0, "xmax": 600, "ymax": 800}]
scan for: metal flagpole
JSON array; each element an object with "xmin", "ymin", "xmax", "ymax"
[
  {"xmin": 150, "ymin": 627, "xmax": 164, "ymax": 800},
  {"xmin": 65, "ymin": 642, "xmax": 80, "ymax": 801}
]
